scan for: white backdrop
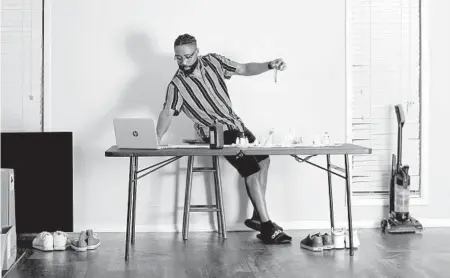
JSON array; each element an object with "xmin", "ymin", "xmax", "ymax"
[
  {"xmin": 48, "ymin": 0, "xmax": 373, "ymax": 232},
  {"xmin": 44, "ymin": 0, "xmax": 450, "ymax": 232}
]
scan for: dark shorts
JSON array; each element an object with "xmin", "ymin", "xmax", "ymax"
[{"xmin": 223, "ymin": 128, "xmax": 269, "ymax": 178}]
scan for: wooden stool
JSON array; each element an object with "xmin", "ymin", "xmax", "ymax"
[{"xmin": 182, "ymin": 155, "xmax": 227, "ymax": 240}]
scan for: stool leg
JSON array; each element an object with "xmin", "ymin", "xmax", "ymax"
[
  {"xmin": 212, "ymin": 157, "xmax": 222, "ymax": 234},
  {"xmin": 213, "ymin": 156, "xmax": 227, "ymax": 239},
  {"xmin": 183, "ymin": 156, "xmax": 195, "ymax": 240}
]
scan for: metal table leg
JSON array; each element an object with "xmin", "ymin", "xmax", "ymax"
[
  {"xmin": 326, "ymin": 154, "xmax": 335, "ymax": 230},
  {"xmin": 182, "ymin": 156, "xmax": 194, "ymax": 240},
  {"xmin": 292, "ymin": 153, "xmax": 355, "ymax": 256},
  {"xmin": 344, "ymin": 154, "xmax": 354, "ymax": 256},
  {"xmin": 213, "ymin": 156, "xmax": 227, "ymax": 238},
  {"xmin": 213, "ymin": 157, "xmax": 223, "ymax": 235},
  {"xmin": 131, "ymin": 158, "xmax": 138, "ymax": 244},
  {"xmin": 125, "ymin": 156, "xmax": 137, "ymax": 261}
]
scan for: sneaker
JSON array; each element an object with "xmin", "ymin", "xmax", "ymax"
[
  {"xmin": 53, "ymin": 231, "xmax": 71, "ymax": 251},
  {"xmin": 332, "ymin": 228, "xmax": 345, "ymax": 249},
  {"xmin": 322, "ymin": 233, "xmax": 334, "ymax": 250},
  {"xmin": 71, "ymin": 231, "xmax": 88, "ymax": 252},
  {"xmin": 86, "ymin": 229, "xmax": 101, "ymax": 250},
  {"xmin": 258, "ymin": 227, "xmax": 292, "ymax": 244},
  {"xmin": 345, "ymin": 229, "xmax": 360, "ymax": 249},
  {"xmin": 32, "ymin": 231, "xmax": 54, "ymax": 251},
  {"xmin": 300, "ymin": 233, "xmax": 323, "ymax": 252}
]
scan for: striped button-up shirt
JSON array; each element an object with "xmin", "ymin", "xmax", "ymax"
[{"xmin": 163, "ymin": 53, "xmax": 245, "ymax": 137}]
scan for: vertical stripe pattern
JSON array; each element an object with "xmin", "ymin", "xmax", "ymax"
[{"xmin": 163, "ymin": 53, "xmax": 244, "ymax": 134}]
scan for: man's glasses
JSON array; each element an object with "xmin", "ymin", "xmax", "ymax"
[{"xmin": 174, "ymin": 49, "xmax": 198, "ymax": 62}]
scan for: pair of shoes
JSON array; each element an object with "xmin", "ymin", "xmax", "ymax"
[
  {"xmin": 257, "ymin": 226, "xmax": 292, "ymax": 244},
  {"xmin": 245, "ymin": 219, "xmax": 283, "ymax": 232},
  {"xmin": 332, "ymin": 228, "xmax": 360, "ymax": 249},
  {"xmin": 71, "ymin": 229, "xmax": 101, "ymax": 252},
  {"xmin": 32, "ymin": 231, "xmax": 71, "ymax": 251},
  {"xmin": 300, "ymin": 232, "xmax": 333, "ymax": 252}
]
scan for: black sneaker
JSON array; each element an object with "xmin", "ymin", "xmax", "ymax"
[
  {"xmin": 300, "ymin": 233, "xmax": 324, "ymax": 252},
  {"xmin": 258, "ymin": 227, "xmax": 292, "ymax": 244}
]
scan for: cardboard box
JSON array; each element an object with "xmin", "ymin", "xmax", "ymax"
[
  {"xmin": 1, "ymin": 225, "xmax": 17, "ymax": 271},
  {"xmin": 1, "ymin": 169, "xmax": 16, "ymax": 228}
]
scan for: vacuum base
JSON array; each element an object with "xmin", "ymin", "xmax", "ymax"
[{"xmin": 381, "ymin": 216, "xmax": 423, "ymax": 234}]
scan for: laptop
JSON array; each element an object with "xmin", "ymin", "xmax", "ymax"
[{"xmin": 113, "ymin": 118, "xmax": 162, "ymax": 149}]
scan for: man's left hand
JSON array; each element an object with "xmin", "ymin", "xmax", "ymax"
[{"xmin": 270, "ymin": 58, "xmax": 287, "ymax": 71}]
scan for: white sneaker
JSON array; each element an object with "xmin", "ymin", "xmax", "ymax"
[
  {"xmin": 345, "ymin": 229, "xmax": 360, "ymax": 249},
  {"xmin": 53, "ymin": 231, "xmax": 71, "ymax": 251},
  {"xmin": 32, "ymin": 231, "xmax": 54, "ymax": 251},
  {"xmin": 331, "ymin": 228, "xmax": 345, "ymax": 249}
]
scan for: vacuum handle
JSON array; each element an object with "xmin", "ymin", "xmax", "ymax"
[
  {"xmin": 394, "ymin": 104, "xmax": 405, "ymax": 169},
  {"xmin": 395, "ymin": 104, "xmax": 405, "ymax": 127}
]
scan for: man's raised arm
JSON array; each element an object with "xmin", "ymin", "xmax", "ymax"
[{"xmin": 235, "ymin": 59, "xmax": 287, "ymax": 76}]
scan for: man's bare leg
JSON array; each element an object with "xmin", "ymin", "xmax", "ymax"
[
  {"xmin": 244, "ymin": 162, "xmax": 292, "ymax": 243},
  {"xmin": 245, "ymin": 172, "xmax": 270, "ymax": 222},
  {"xmin": 259, "ymin": 157, "xmax": 270, "ymax": 195},
  {"xmin": 249, "ymin": 158, "xmax": 270, "ymax": 220}
]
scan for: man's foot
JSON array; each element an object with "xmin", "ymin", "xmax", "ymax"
[
  {"xmin": 245, "ymin": 218, "xmax": 261, "ymax": 231},
  {"xmin": 245, "ymin": 219, "xmax": 284, "ymax": 232},
  {"xmin": 257, "ymin": 221, "xmax": 292, "ymax": 244}
]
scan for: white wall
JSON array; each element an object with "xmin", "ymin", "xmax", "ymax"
[
  {"xmin": 46, "ymin": 0, "xmax": 450, "ymax": 232},
  {"xmin": 1, "ymin": 0, "xmax": 43, "ymax": 132}
]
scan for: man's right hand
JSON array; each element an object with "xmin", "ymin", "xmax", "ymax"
[
  {"xmin": 269, "ymin": 58, "xmax": 287, "ymax": 71},
  {"xmin": 156, "ymin": 108, "xmax": 175, "ymax": 144}
]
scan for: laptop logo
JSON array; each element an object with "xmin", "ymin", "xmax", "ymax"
[{"xmin": 132, "ymin": 131, "xmax": 139, "ymax": 137}]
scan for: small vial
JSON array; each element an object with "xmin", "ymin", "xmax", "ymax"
[{"xmin": 322, "ymin": 132, "xmax": 330, "ymax": 145}]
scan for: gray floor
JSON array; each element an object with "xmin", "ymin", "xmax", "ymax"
[{"xmin": 5, "ymin": 228, "xmax": 450, "ymax": 277}]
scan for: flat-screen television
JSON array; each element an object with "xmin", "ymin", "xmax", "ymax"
[{"xmin": 1, "ymin": 132, "xmax": 73, "ymax": 233}]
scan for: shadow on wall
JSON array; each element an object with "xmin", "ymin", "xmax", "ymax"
[
  {"xmin": 79, "ymin": 31, "xmax": 193, "ymax": 142},
  {"xmin": 77, "ymin": 31, "xmax": 251, "ymax": 231},
  {"xmin": 118, "ymin": 31, "xmax": 192, "ymax": 229},
  {"xmin": 75, "ymin": 31, "xmax": 188, "ymax": 226}
]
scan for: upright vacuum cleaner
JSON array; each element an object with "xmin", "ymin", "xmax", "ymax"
[{"xmin": 381, "ymin": 104, "xmax": 423, "ymax": 234}]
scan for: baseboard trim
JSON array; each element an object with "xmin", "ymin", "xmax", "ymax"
[{"xmin": 78, "ymin": 218, "xmax": 450, "ymax": 233}]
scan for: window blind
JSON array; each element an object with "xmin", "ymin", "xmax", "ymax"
[
  {"xmin": 1, "ymin": 0, "xmax": 43, "ymax": 131},
  {"xmin": 349, "ymin": 0, "xmax": 421, "ymax": 195}
]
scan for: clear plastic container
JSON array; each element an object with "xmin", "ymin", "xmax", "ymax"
[{"xmin": 322, "ymin": 132, "xmax": 330, "ymax": 145}]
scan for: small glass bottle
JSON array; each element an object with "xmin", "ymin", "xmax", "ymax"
[
  {"xmin": 239, "ymin": 132, "xmax": 245, "ymax": 146},
  {"xmin": 264, "ymin": 131, "xmax": 273, "ymax": 147},
  {"xmin": 322, "ymin": 132, "xmax": 330, "ymax": 145}
]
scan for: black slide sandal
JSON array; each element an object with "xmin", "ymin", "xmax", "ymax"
[
  {"xmin": 245, "ymin": 219, "xmax": 261, "ymax": 231},
  {"xmin": 258, "ymin": 229, "xmax": 292, "ymax": 245}
]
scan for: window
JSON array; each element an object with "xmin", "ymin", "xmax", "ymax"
[
  {"xmin": 348, "ymin": 0, "xmax": 422, "ymax": 198},
  {"xmin": 1, "ymin": 0, "xmax": 43, "ymax": 131}
]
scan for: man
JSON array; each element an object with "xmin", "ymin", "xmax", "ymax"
[{"xmin": 156, "ymin": 34, "xmax": 291, "ymax": 244}]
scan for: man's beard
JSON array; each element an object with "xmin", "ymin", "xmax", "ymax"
[{"xmin": 179, "ymin": 59, "xmax": 199, "ymax": 75}]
